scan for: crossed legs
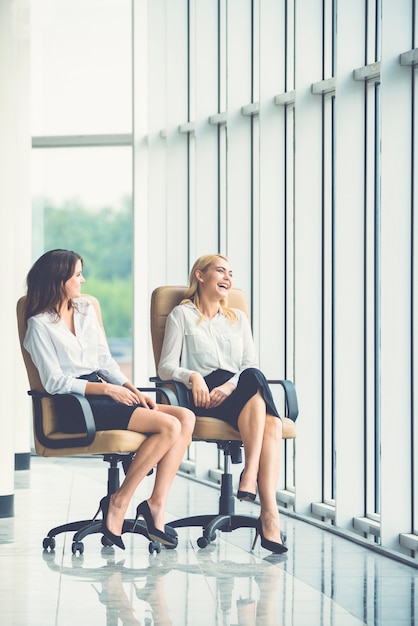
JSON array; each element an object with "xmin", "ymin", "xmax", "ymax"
[
  {"xmin": 237, "ymin": 391, "xmax": 284, "ymax": 545},
  {"xmin": 105, "ymin": 404, "xmax": 195, "ymax": 537}
]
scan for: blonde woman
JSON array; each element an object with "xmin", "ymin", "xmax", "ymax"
[{"xmin": 158, "ymin": 254, "xmax": 287, "ymax": 554}]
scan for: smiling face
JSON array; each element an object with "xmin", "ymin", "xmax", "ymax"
[
  {"xmin": 64, "ymin": 259, "xmax": 85, "ymax": 300},
  {"xmin": 196, "ymin": 256, "xmax": 233, "ymax": 300}
]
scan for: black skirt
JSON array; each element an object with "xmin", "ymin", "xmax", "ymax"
[
  {"xmin": 60, "ymin": 373, "xmax": 140, "ymax": 433},
  {"xmin": 188, "ymin": 367, "xmax": 280, "ymax": 430}
]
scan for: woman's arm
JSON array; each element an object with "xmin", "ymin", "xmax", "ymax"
[{"xmin": 157, "ymin": 307, "xmax": 197, "ymax": 387}]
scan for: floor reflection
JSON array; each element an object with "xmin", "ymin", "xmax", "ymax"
[
  {"xmin": 2, "ymin": 457, "xmax": 417, "ymax": 625},
  {"xmin": 42, "ymin": 545, "xmax": 288, "ymax": 626}
]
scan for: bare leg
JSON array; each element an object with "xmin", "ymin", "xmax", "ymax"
[
  {"xmin": 105, "ymin": 405, "xmax": 195, "ymax": 536},
  {"xmin": 236, "ymin": 390, "xmax": 284, "ymax": 545},
  {"xmin": 257, "ymin": 415, "xmax": 283, "ymax": 544},
  {"xmin": 236, "ymin": 391, "xmax": 266, "ymax": 495},
  {"xmin": 147, "ymin": 405, "xmax": 195, "ymax": 530}
]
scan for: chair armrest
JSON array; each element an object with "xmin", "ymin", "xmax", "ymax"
[
  {"xmin": 137, "ymin": 385, "xmax": 180, "ymax": 406},
  {"xmin": 267, "ymin": 379, "xmax": 299, "ymax": 422},
  {"xmin": 29, "ymin": 391, "xmax": 97, "ymax": 449},
  {"xmin": 150, "ymin": 377, "xmax": 299, "ymax": 421},
  {"xmin": 29, "ymin": 386, "xmax": 180, "ymax": 451},
  {"xmin": 149, "ymin": 377, "xmax": 189, "ymax": 407}
]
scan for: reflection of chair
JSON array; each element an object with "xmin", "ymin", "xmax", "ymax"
[
  {"xmin": 150, "ymin": 286, "xmax": 298, "ymax": 548},
  {"xmin": 42, "ymin": 543, "xmax": 281, "ymax": 626},
  {"xmin": 16, "ymin": 294, "xmax": 166, "ymax": 555}
]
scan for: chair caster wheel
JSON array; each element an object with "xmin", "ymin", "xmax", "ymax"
[
  {"xmin": 149, "ymin": 540, "xmax": 161, "ymax": 554},
  {"xmin": 101, "ymin": 535, "xmax": 114, "ymax": 547},
  {"xmin": 43, "ymin": 536, "xmax": 56, "ymax": 551},
  {"xmin": 197, "ymin": 536, "xmax": 210, "ymax": 549},
  {"xmin": 71, "ymin": 541, "xmax": 84, "ymax": 555}
]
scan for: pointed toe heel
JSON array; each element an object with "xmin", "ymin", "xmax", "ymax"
[
  {"xmin": 251, "ymin": 518, "xmax": 288, "ymax": 555},
  {"xmin": 95, "ymin": 495, "xmax": 125, "ymax": 550},
  {"xmin": 134, "ymin": 501, "xmax": 177, "ymax": 548}
]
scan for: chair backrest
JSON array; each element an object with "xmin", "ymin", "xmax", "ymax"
[
  {"xmin": 16, "ymin": 294, "xmax": 104, "ymax": 393},
  {"xmin": 150, "ymin": 285, "xmax": 297, "ymax": 441},
  {"xmin": 150, "ymin": 286, "xmax": 250, "ymax": 371},
  {"xmin": 16, "ymin": 293, "xmax": 151, "ymax": 456}
]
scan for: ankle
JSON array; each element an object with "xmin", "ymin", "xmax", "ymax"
[
  {"xmin": 146, "ymin": 499, "xmax": 165, "ymax": 530},
  {"xmin": 110, "ymin": 492, "xmax": 130, "ymax": 518},
  {"xmin": 239, "ymin": 468, "xmax": 257, "ymax": 488}
]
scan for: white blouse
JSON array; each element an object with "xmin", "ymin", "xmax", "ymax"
[
  {"xmin": 23, "ymin": 297, "xmax": 128, "ymax": 396},
  {"xmin": 157, "ymin": 301, "xmax": 258, "ymax": 388}
]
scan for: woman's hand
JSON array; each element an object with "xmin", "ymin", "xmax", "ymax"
[
  {"xmin": 208, "ymin": 382, "xmax": 235, "ymax": 408},
  {"xmin": 131, "ymin": 389, "xmax": 158, "ymax": 409},
  {"xmin": 105, "ymin": 383, "xmax": 157, "ymax": 409},
  {"xmin": 104, "ymin": 383, "xmax": 139, "ymax": 405},
  {"xmin": 189, "ymin": 372, "xmax": 211, "ymax": 408},
  {"xmin": 126, "ymin": 383, "xmax": 158, "ymax": 409}
]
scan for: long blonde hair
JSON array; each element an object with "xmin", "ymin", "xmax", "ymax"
[{"xmin": 181, "ymin": 254, "xmax": 238, "ymax": 323}]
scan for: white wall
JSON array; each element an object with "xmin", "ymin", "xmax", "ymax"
[{"xmin": 0, "ymin": 0, "xmax": 32, "ymax": 515}]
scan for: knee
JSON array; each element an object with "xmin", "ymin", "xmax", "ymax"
[
  {"xmin": 179, "ymin": 408, "xmax": 196, "ymax": 436},
  {"xmin": 163, "ymin": 415, "xmax": 182, "ymax": 441},
  {"xmin": 265, "ymin": 415, "xmax": 283, "ymax": 441}
]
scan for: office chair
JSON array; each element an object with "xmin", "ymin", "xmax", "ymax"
[
  {"xmin": 150, "ymin": 285, "xmax": 298, "ymax": 549},
  {"xmin": 17, "ymin": 294, "xmax": 174, "ymax": 555}
]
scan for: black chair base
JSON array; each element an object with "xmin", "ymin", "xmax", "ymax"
[
  {"xmin": 169, "ymin": 445, "xmax": 259, "ymax": 549},
  {"xmin": 41, "ymin": 453, "xmax": 171, "ymax": 555},
  {"xmin": 170, "ymin": 513, "xmax": 258, "ymax": 549}
]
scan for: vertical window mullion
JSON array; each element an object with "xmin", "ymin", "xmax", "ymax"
[
  {"xmin": 364, "ymin": 80, "xmax": 378, "ymax": 519},
  {"xmin": 321, "ymin": 0, "xmax": 336, "ymax": 506},
  {"xmin": 322, "ymin": 92, "xmax": 335, "ymax": 504},
  {"xmin": 282, "ymin": 0, "xmax": 296, "ymax": 495},
  {"xmin": 374, "ymin": 82, "xmax": 381, "ymax": 516},
  {"xmin": 412, "ymin": 65, "xmax": 418, "ymax": 534}
]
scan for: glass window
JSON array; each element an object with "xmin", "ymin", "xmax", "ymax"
[
  {"xmin": 31, "ymin": 0, "xmax": 132, "ymax": 136},
  {"xmin": 31, "ymin": 146, "xmax": 133, "ymax": 377}
]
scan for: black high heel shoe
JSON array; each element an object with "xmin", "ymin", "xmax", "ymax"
[
  {"xmin": 133, "ymin": 501, "xmax": 177, "ymax": 547},
  {"xmin": 237, "ymin": 469, "xmax": 256, "ymax": 502},
  {"xmin": 251, "ymin": 518, "xmax": 288, "ymax": 554},
  {"xmin": 93, "ymin": 495, "xmax": 125, "ymax": 550}
]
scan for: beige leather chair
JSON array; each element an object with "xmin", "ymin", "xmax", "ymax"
[
  {"xmin": 17, "ymin": 294, "xmax": 168, "ymax": 555},
  {"xmin": 150, "ymin": 285, "xmax": 298, "ymax": 548}
]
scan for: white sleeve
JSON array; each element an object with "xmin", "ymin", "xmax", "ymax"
[{"xmin": 157, "ymin": 307, "xmax": 196, "ymax": 387}]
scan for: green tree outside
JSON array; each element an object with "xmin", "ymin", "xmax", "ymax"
[{"xmin": 36, "ymin": 199, "xmax": 132, "ymax": 339}]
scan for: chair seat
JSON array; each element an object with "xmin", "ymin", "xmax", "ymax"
[
  {"xmin": 34, "ymin": 430, "xmax": 147, "ymax": 458},
  {"xmin": 192, "ymin": 415, "xmax": 296, "ymax": 442}
]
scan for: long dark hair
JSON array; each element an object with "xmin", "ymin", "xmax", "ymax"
[{"xmin": 25, "ymin": 249, "xmax": 83, "ymax": 321}]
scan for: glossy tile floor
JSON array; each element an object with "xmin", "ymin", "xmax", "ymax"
[{"xmin": 0, "ymin": 456, "xmax": 417, "ymax": 626}]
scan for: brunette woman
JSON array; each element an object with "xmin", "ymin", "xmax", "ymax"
[{"xmin": 24, "ymin": 249, "xmax": 195, "ymax": 550}]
